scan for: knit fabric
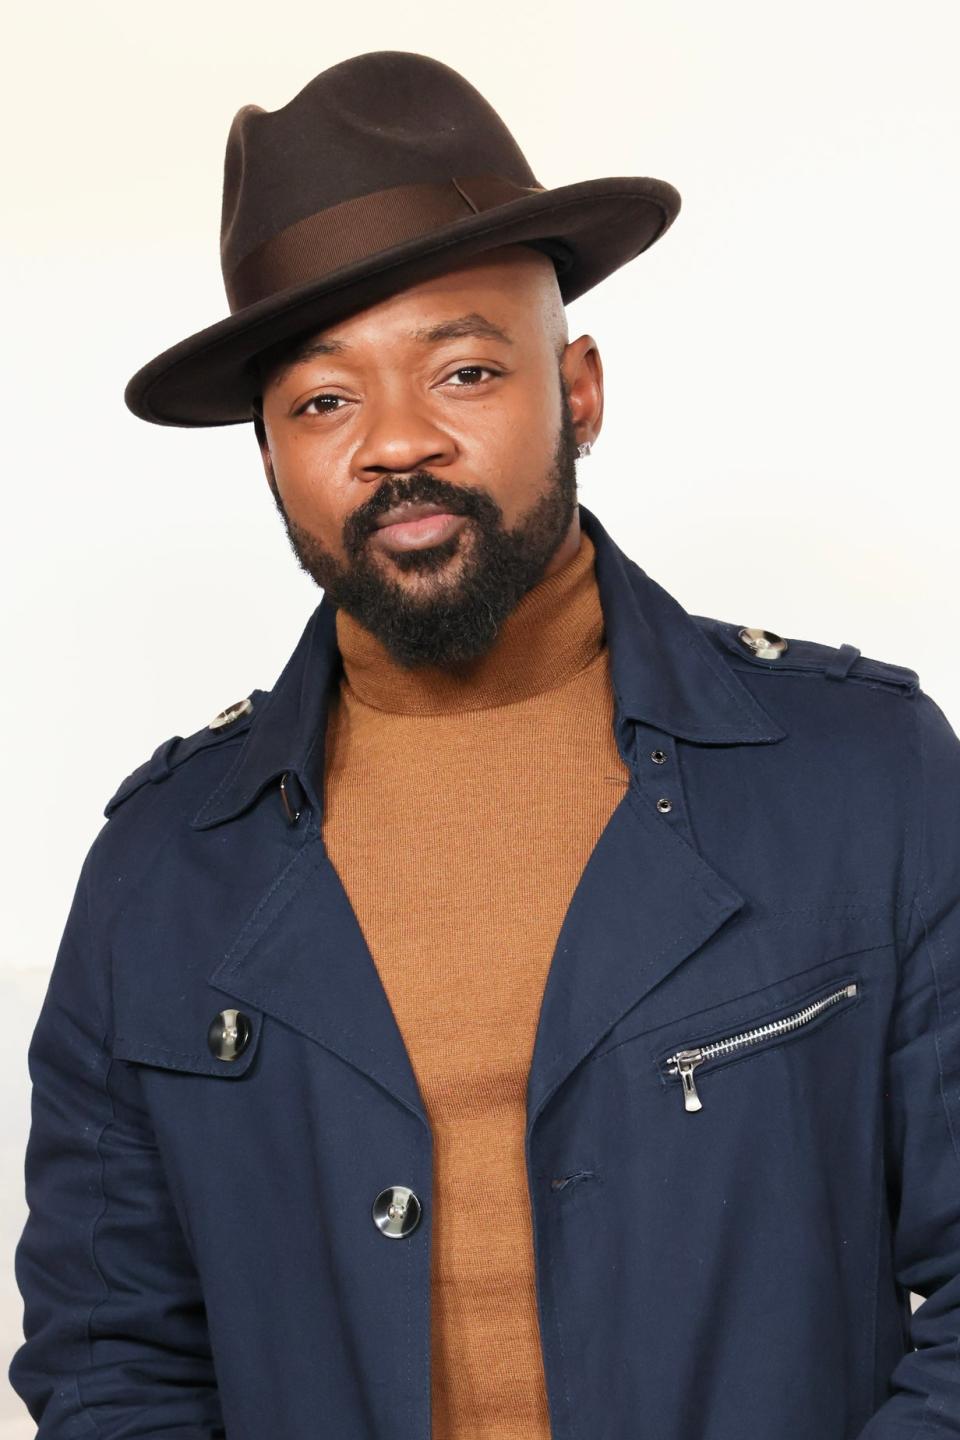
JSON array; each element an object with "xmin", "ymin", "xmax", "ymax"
[{"xmin": 321, "ymin": 526, "xmax": 631, "ymax": 1437}]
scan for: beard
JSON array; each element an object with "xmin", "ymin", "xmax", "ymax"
[{"xmin": 266, "ymin": 370, "xmax": 582, "ymax": 670}]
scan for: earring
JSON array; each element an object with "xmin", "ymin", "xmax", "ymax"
[{"xmin": 577, "ymin": 440, "xmax": 593, "ymax": 459}]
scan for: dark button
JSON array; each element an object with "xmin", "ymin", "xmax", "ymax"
[
  {"xmin": 207, "ymin": 1008, "xmax": 252, "ymax": 1062},
  {"xmin": 656, "ymin": 796, "xmax": 673, "ymax": 813},
  {"xmin": 651, "ymin": 749, "xmax": 667, "ymax": 764},
  {"xmin": 372, "ymin": 1185, "xmax": 422, "ymax": 1238}
]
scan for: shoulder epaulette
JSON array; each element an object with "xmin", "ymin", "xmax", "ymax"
[
  {"xmin": 693, "ymin": 618, "xmax": 920, "ymax": 695},
  {"xmin": 103, "ymin": 688, "xmax": 267, "ymax": 819}
]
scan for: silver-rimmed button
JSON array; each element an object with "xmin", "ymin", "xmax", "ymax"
[
  {"xmin": 207, "ymin": 1008, "xmax": 252, "ymax": 1061},
  {"xmin": 208, "ymin": 696, "xmax": 254, "ymax": 730},
  {"xmin": 372, "ymin": 1185, "xmax": 422, "ymax": 1239},
  {"xmin": 651, "ymin": 749, "xmax": 667, "ymax": 764},
  {"xmin": 737, "ymin": 627, "xmax": 788, "ymax": 660},
  {"xmin": 656, "ymin": 797, "xmax": 673, "ymax": 813}
]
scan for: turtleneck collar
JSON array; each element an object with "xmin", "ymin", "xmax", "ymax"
[{"xmin": 333, "ymin": 527, "xmax": 604, "ymax": 715}]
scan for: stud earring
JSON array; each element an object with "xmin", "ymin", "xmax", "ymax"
[{"xmin": 577, "ymin": 441, "xmax": 593, "ymax": 459}]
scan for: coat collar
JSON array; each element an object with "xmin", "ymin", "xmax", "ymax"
[{"xmin": 191, "ymin": 502, "xmax": 786, "ymax": 830}]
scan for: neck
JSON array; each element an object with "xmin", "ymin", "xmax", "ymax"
[{"xmin": 333, "ymin": 528, "xmax": 604, "ymax": 715}]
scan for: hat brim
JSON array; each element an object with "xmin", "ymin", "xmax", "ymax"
[{"xmin": 123, "ymin": 175, "xmax": 680, "ymax": 427}]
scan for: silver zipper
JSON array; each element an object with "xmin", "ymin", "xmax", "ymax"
[{"xmin": 663, "ymin": 981, "xmax": 859, "ymax": 1113}]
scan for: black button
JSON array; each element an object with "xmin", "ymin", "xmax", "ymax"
[{"xmin": 207, "ymin": 1008, "xmax": 252, "ymax": 1061}]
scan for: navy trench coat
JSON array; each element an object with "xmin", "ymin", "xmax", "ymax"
[{"xmin": 10, "ymin": 502, "xmax": 960, "ymax": 1440}]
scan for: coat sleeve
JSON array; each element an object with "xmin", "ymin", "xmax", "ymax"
[
  {"xmin": 856, "ymin": 688, "xmax": 960, "ymax": 1437},
  {"xmin": 7, "ymin": 837, "xmax": 226, "ymax": 1439}
]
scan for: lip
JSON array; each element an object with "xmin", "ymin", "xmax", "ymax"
[
  {"xmin": 371, "ymin": 511, "xmax": 468, "ymax": 551},
  {"xmin": 373, "ymin": 502, "xmax": 455, "ymax": 528}
]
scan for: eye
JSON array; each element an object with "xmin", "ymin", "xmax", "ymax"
[
  {"xmin": 294, "ymin": 365, "xmax": 502, "ymax": 417},
  {"xmin": 443, "ymin": 366, "xmax": 502, "ymax": 387},
  {"xmin": 296, "ymin": 393, "xmax": 347, "ymax": 417}
]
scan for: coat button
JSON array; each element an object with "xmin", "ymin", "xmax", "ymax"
[
  {"xmin": 737, "ymin": 627, "xmax": 789, "ymax": 659},
  {"xmin": 208, "ymin": 696, "xmax": 254, "ymax": 730},
  {"xmin": 372, "ymin": 1185, "xmax": 422, "ymax": 1238},
  {"xmin": 207, "ymin": 1008, "xmax": 252, "ymax": 1061}
]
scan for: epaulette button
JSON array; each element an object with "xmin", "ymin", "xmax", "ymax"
[
  {"xmin": 737, "ymin": 627, "xmax": 789, "ymax": 660},
  {"xmin": 208, "ymin": 696, "xmax": 254, "ymax": 731}
]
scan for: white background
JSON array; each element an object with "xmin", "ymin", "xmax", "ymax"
[{"xmin": 3, "ymin": 1, "xmax": 957, "ymax": 1427}]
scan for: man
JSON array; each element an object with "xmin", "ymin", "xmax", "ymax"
[{"xmin": 9, "ymin": 47, "xmax": 960, "ymax": 1440}]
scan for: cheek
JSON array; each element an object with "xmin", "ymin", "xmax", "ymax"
[
  {"xmin": 270, "ymin": 430, "xmax": 325, "ymax": 482},
  {"xmin": 267, "ymin": 448, "xmax": 344, "ymax": 542},
  {"xmin": 269, "ymin": 432, "xmax": 333, "ymax": 498},
  {"xmin": 474, "ymin": 387, "xmax": 558, "ymax": 486}
]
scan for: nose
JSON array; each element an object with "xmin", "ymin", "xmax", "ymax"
[{"xmin": 351, "ymin": 386, "xmax": 457, "ymax": 481}]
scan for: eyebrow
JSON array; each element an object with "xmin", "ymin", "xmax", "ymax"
[
  {"xmin": 412, "ymin": 313, "xmax": 515, "ymax": 347},
  {"xmin": 279, "ymin": 311, "xmax": 515, "ymax": 373}
]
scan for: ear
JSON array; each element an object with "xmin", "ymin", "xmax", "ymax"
[
  {"xmin": 262, "ymin": 448, "xmax": 279, "ymax": 500},
  {"xmin": 258, "ymin": 439, "xmax": 285, "ymax": 513},
  {"xmin": 252, "ymin": 406, "xmax": 273, "ymax": 473},
  {"xmin": 561, "ymin": 336, "xmax": 604, "ymax": 449}
]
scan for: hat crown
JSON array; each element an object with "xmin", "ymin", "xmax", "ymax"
[
  {"xmin": 220, "ymin": 51, "xmax": 540, "ymax": 283},
  {"xmin": 124, "ymin": 48, "xmax": 681, "ymax": 427}
]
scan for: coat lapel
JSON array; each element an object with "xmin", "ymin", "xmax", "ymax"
[
  {"xmin": 192, "ymin": 503, "xmax": 786, "ymax": 1126},
  {"xmin": 524, "ymin": 780, "xmax": 746, "ymax": 1130},
  {"xmin": 206, "ymin": 823, "xmax": 429, "ymax": 1122}
]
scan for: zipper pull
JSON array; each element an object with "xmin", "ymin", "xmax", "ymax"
[{"xmin": 668, "ymin": 1048, "xmax": 706, "ymax": 1112}]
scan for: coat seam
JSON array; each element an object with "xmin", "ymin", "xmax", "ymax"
[
  {"xmin": 82, "ymin": 1057, "xmax": 117, "ymax": 1431},
  {"xmin": 868, "ymin": 1079, "xmax": 884, "ymax": 1420},
  {"xmin": 874, "ymin": 689, "xmax": 928, "ymax": 1428},
  {"xmin": 191, "ymin": 709, "xmax": 272, "ymax": 824},
  {"xmin": 216, "ymin": 831, "xmax": 322, "ymax": 978},
  {"xmin": 900, "ymin": 690, "xmax": 960, "ymax": 1422},
  {"xmin": 677, "ymin": 628, "xmax": 783, "ymax": 734},
  {"xmin": 896, "ymin": 693, "xmax": 921, "ymax": 930},
  {"xmin": 548, "ymin": 1199, "xmax": 577, "ymax": 1440},
  {"xmin": 78, "ymin": 863, "xmax": 111, "ymax": 1437},
  {"xmin": 915, "ymin": 880, "xmax": 960, "ymax": 1366}
]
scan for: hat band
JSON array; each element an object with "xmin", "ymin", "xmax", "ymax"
[{"xmin": 225, "ymin": 173, "xmax": 549, "ymax": 312}]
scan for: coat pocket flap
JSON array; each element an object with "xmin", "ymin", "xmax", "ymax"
[{"xmin": 112, "ymin": 1004, "xmax": 264, "ymax": 1078}]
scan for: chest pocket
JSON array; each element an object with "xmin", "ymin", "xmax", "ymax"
[
  {"xmin": 654, "ymin": 969, "xmax": 864, "ymax": 1114},
  {"xmin": 587, "ymin": 938, "xmax": 890, "ymax": 1121}
]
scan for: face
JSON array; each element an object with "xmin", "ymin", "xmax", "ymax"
[{"xmin": 255, "ymin": 244, "xmax": 603, "ymax": 669}]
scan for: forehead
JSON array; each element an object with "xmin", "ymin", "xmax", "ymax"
[
  {"xmin": 256, "ymin": 245, "xmax": 557, "ymax": 387},
  {"xmin": 279, "ymin": 309, "xmax": 513, "ymax": 370}
]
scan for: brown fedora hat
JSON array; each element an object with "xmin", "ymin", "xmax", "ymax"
[{"xmin": 123, "ymin": 50, "xmax": 681, "ymax": 428}]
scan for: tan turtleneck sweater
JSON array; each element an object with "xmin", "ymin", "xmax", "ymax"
[{"xmin": 321, "ymin": 526, "xmax": 631, "ymax": 1438}]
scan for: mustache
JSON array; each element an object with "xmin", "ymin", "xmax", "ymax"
[{"xmin": 349, "ymin": 473, "xmax": 498, "ymax": 542}]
